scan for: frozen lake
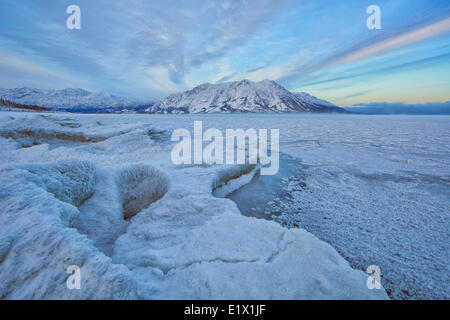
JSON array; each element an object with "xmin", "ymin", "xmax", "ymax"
[
  {"xmin": 0, "ymin": 112, "xmax": 448, "ymax": 299},
  {"xmin": 220, "ymin": 114, "xmax": 450, "ymax": 299}
]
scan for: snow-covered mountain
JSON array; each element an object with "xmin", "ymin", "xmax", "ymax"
[
  {"xmin": 293, "ymin": 92, "xmax": 342, "ymax": 110},
  {"xmin": 0, "ymin": 87, "xmax": 155, "ymax": 113},
  {"xmin": 0, "ymin": 81, "xmax": 345, "ymax": 114},
  {"xmin": 149, "ymin": 79, "xmax": 345, "ymax": 113}
]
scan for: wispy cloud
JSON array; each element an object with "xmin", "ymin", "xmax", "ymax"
[
  {"xmin": 327, "ymin": 16, "xmax": 450, "ymax": 68},
  {"xmin": 281, "ymin": 13, "xmax": 450, "ymax": 85},
  {"xmin": 215, "ymin": 72, "xmax": 239, "ymax": 84},
  {"xmin": 189, "ymin": 0, "xmax": 286, "ymax": 68},
  {"xmin": 0, "ymin": 0, "xmax": 449, "ymax": 103},
  {"xmin": 0, "ymin": 0, "xmax": 287, "ymax": 97},
  {"xmin": 299, "ymin": 53, "xmax": 450, "ymax": 87},
  {"xmin": 0, "ymin": 50, "xmax": 86, "ymax": 89}
]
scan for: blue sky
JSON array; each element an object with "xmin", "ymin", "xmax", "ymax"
[{"xmin": 0, "ymin": 0, "xmax": 449, "ymax": 106}]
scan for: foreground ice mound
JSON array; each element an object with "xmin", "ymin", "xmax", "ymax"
[
  {"xmin": 0, "ymin": 162, "xmax": 136, "ymax": 299},
  {"xmin": 0, "ymin": 113, "xmax": 387, "ymax": 299},
  {"xmin": 0, "ymin": 115, "xmax": 107, "ymax": 148},
  {"xmin": 0, "ymin": 161, "xmax": 386, "ymax": 299},
  {"xmin": 118, "ymin": 164, "xmax": 170, "ymax": 220}
]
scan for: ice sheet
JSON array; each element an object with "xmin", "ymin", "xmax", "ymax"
[{"xmin": 2, "ymin": 112, "xmax": 444, "ymax": 299}]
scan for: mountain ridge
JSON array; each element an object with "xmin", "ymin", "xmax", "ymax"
[
  {"xmin": 0, "ymin": 87, "xmax": 155, "ymax": 113},
  {"xmin": 0, "ymin": 80, "xmax": 346, "ymax": 114},
  {"xmin": 149, "ymin": 79, "xmax": 346, "ymax": 113}
]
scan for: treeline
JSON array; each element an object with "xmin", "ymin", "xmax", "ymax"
[{"xmin": 0, "ymin": 98, "xmax": 49, "ymax": 112}]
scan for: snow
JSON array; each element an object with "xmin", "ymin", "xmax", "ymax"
[
  {"xmin": 232, "ymin": 114, "xmax": 450, "ymax": 299},
  {"xmin": 212, "ymin": 164, "xmax": 259, "ymax": 198},
  {"xmin": 151, "ymin": 79, "xmax": 346, "ymax": 113},
  {"xmin": 0, "ymin": 87, "xmax": 154, "ymax": 112},
  {"xmin": 5, "ymin": 111, "xmax": 439, "ymax": 299},
  {"xmin": 293, "ymin": 92, "xmax": 342, "ymax": 111},
  {"xmin": 1, "ymin": 81, "xmax": 344, "ymax": 114}
]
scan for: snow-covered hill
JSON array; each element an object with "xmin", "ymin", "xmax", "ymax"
[
  {"xmin": 0, "ymin": 87, "xmax": 155, "ymax": 113},
  {"xmin": 149, "ymin": 79, "xmax": 346, "ymax": 113}
]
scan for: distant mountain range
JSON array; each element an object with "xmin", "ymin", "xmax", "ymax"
[
  {"xmin": 3, "ymin": 81, "xmax": 448, "ymax": 115},
  {"xmin": 0, "ymin": 80, "xmax": 346, "ymax": 114},
  {"xmin": 0, "ymin": 87, "xmax": 155, "ymax": 113},
  {"xmin": 345, "ymin": 102, "xmax": 450, "ymax": 115}
]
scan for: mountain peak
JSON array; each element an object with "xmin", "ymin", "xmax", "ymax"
[{"xmin": 150, "ymin": 79, "xmax": 345, "ymax": 114}]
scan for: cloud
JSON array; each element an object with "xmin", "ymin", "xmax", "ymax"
[
  {"xmin": 328, "ymin": 16, "xmax": 450, "ymax": 68},
  {"xmin": 0, "ymin": 50, "xmax": 86, "ymax": 89},
  {"xmin": 281, "ymin": 13, "xmax": 450, "ymax": 84},
  {"xmin": 0, "ymin": 0, "xmax": 286, "ymax": 97},
  {"xmin": 246, "ymin": 65, "xmax": 268, "ymax": 73},
  {"xmin": 337, "ymin": 91, "xmax": 368, "ymax": 100},
  {"xmin": 215, "ymin": 72, "xmax": 239, "ymax": 83},
  {"xmin": 299, "ymin": 52, "xmax": 450, "ymax": 87},
  {"xmin": 0, "ymin": 0, "xmax": 448, "ymax": 101},
  {"xmin": 189, "ymin": 0, "xmax": 284, "ymax": 67}
]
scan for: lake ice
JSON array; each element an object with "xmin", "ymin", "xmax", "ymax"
[{"xmin": 0, "ymin": 112, "xmax": 448, "ymax": 299}]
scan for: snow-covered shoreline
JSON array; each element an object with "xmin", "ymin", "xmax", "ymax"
[{"xmin": 2, "ymin": 111, "xmax": 445, "ymax": 299}]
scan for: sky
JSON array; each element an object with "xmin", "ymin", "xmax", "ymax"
[{"xmin": 0, "ymin": 0, "xmax": 449, "ymax": 106}]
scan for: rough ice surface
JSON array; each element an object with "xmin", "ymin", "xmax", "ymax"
[
  {"xmin": 3, "ymin": 112, "xmax": 444, "ymax": 299},
  {"xmin": 229, "ymin": 114, "xmax": 450, "ymax": 299}
]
